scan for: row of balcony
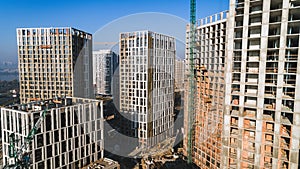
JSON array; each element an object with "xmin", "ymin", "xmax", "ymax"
[{"xmin": 234, "ymin": 37, "xmax": 299, "ymax": 50}]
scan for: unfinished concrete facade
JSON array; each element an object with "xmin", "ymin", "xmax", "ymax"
[
  {"xmin": 93, "ymin": 50, "xmax": 118, "ymax": 95},
  {"xmin": 1, "ymin": 97, "xmax": 104, "ymax": 168},
  {"xmin": 17, "ymin": 27, "xmax": 94, "ymax": 103},
  {"xmin": 183, "ymin": 11, "xmax": 227, "ymax": 168},
  {"xmin": 223, "ymin": 0, "xmax": 300, "ymax": 168},
  {"xmin": 119, "ymin": 31, "xmax": 175, "ymax": 148}
]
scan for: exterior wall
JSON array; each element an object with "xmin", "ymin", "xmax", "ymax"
[
  {"xmin": 175, "ymin": 59, "xmax": 185, "ymax": 91},
  {"xmin": 93, "ymin": 50, "xmax": 118, "ymax": 95},
  {"xmin": 223, "ymin": 0, "xmax": 300, "ymax": 168},
  {"xmin": 1, "ymin": 97, "xmax": 104, "ymax": 169},
  {"xmin": 184, "ymin": 11, "xmax": 227, "ymax": 168},
  {"xmin": 119, "ymin": 31, "xmax": 175, "ymax": 148},
  {"xmin": 17, "ymin": 27, "xmax": 94, "ymax": 104}
]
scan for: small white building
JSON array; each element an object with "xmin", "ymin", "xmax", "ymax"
[{"xmin": 81, "ymin": 158, "xmax": 120, "ymax": 169}]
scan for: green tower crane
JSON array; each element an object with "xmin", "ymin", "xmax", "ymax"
[
  {"xmin": 4, "ymin": 110, "xmax": 47, "ymax": 169},
  {"xmin": 187, "ymin": 0, "xmax": 196, "ymax": 164}
]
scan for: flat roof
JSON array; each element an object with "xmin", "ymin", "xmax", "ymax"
[
  {"xmin": 81, "ymin": 158, "xmax": 120, "ymax": 169},
  {"xmin": 3, "ymin": 97, "xmax": 100, "ymax": 113}
]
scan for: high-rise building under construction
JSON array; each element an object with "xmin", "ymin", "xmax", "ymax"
[
  {"xmin": 223, "ymin": 0, "xmax": 300, "ymax": 168},
  {"xmin": 93, "ymin": 50, "xmax": 119, "ymax": 95},
  {"xmin": 184, "ymin": 11, "xmax": 227, "ymax": 168},
  {"xmin": 17, "ymin": 27, "xmax": 94, "ymax": 103},
  {"xmin": 175, "ymin": 59, "xmax": 185, "ymax": 91},
  {"xmin": 184, "ymin": 0, "xmax": 300, "ymax": 168},
  {"xmin": 119, "ymin": 31, "xmax": 175, "ymax": 148}
]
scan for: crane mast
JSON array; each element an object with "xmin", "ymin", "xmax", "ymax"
[{"xmin": 187, "ymin": 0, "xmax": 196, "ymax": 164}]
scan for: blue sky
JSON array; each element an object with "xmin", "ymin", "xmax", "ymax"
[{"xmin": 0, "ymin": 0, "xmax": 229, "ymax": 62}]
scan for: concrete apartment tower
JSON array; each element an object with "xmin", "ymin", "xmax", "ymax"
[
  {"xmin": 17, "ymin": 27, "xmax": 94, "ymax": 103},
  {"xmin": 175, "ymin": 59, "xmax": 185, "ymax": 91},
  {"xmin": 223, "ymin": 0, "xmax": 300, "ymax": 168},
  {"xmin": 93, "ymin": 50, "xmax": 118, "ymax": 96},
  {"xmin": 183, "ymin": 11, "xmax": 227, "ymax": 168},
  {"xmin": 1, "ymin": 97, "xmax": 104, "ymax": 168},
  {"xmin": 119, "ymin": 31, "xmax": 175, "ymax": 148}
]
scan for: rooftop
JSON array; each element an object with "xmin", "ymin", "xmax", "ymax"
[
  {"xmin": 196, "ymin": 11, "xmax": 228, "ymax": 27},
  {"xmin": 81, "ymin": 158, "xmax": 120, "ymax": 169},
  {"xmin": 3, "ymin": 97, "xmax": 100, "ymax": 113},
  {"xmin": 120, "ymin": 30, "xmax": 175, "ymax": 40}
]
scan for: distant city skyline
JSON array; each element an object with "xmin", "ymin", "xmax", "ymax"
[{"xmin": 0, "ymin": 0, "xmax": 228, "ymax": 62}]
